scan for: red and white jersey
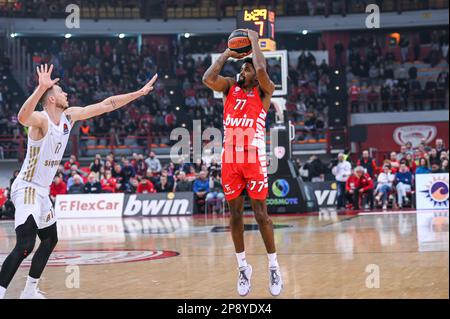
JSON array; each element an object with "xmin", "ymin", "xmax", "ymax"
[
  {"xmin": 222, "ymin": 84, "xmax": 267, "ymax": 154},
  {"xmin": 221, "ymin": 84, "xmax": 269, "ymax": 200}
]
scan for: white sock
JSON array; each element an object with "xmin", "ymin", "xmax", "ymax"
[
  {"xmin": 236, "ymin": 251, "xmax": 248, "ymax": 268},
  {"xmin": 268, "ymin": 252, "xmax": 279, "ymax": 268},
  {"xmin": 0, "ymin": 286, "xmax": 6, "ymax": 299},
  {"xmin": 24, "ymin": 276, "xmax": 39, "ymax": 293}
]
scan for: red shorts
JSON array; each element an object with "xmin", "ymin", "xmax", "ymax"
[{"xmin": 221, "ymin": 149, "xmax": 268, "ymax": 201}]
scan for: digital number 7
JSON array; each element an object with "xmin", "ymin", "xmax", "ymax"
[{"xmin": 254, "ymin": 21, "xmax": 265, "ymax": 37}]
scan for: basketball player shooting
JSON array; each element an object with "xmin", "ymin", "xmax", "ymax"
[
  {"xmin": 0, "ymin": 64, "xmax": 157, "ymax": 299},
  {"xmin": 202, "ymin": 29, "xmax": 283, "ymax": 296}
]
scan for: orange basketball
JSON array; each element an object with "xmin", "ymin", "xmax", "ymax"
[{"xmin": 228, "ymin": 29, "xmax": 252, "ymax": 54}]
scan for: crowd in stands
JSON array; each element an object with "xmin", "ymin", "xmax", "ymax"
[
  {"xmin": 326, "ymin": 137, "xmax": 448, "ymax": 210},
  {"xmin": 1, "ymin": 135, "xmax": 448, "ymax": 218},
  {"xmin": 46, "ymin": 151, "xmax": 224, "ymax": 214},
  {"xmin": 1, "ymin": 1, "xmax": 446, "ymax": 19},
  {"xmin": 342, "ymin": 31, "xmax": 449, "ymax": 112},
  {"xmin": 0, "ymin": 27, "xmax": 448, "ymax": 159}
]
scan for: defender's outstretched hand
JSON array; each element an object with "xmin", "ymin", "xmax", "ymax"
[
  {"xmin": 36, "ymin": 64, "xmax": 60, "ymax": 89},
  {"xmin": 139, "ymin": 73, "xmax": 158, "ymax": 96}
]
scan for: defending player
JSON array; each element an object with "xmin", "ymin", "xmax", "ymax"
[{"xmin": 0, "ymin": 64, "xmax": 157, "ymax": 299}]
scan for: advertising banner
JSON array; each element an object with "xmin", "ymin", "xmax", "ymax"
[
  {"xmin": 415, "ymin": 173, "xmax": 449, "ymax": 210},
  {"xmin": 55, "ymin": 192, "xmax": 194, "ymax": 218},
  {"xmin": 305, "ymin": 181, "xmax": 338, "ymax": 207},
  {"xmin": 122, "ymin": 192, "xmax": 194, "ymax": 217},
  {"xmin": 55, "ymin": 193, "xmax": 124, "ymax": 218}
]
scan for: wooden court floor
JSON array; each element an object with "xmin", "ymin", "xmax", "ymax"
[{"xmin": 0, "ymin": 209, "xmax": 448, "ymax": 299}]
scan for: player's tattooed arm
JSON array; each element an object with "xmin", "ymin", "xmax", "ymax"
[
  {"xmin": 247, "ymin": 29, "xmax": 275, "ymax": 96},
  {"xmin": 202, "ymin": 49, "xmax": 244, "ymax": 94},
  {"xmin": 109, "ymin": 97, "xmax": 118, "ymax": 111},
  {"xmin": 65, "ymin": 74, "xmax": 158, "ymax": 121}
]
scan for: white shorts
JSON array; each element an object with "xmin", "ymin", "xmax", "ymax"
[{"xmin": 11, "ymin": 181, "xmax": 56, "ymax": 230}]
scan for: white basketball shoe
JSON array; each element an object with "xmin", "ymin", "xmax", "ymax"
[
  {"xmin": 269, "ymin": 266, "xmax": 283, "ymax": 296},
  {"xmin": 20, "ymin": 288, "xmax": 47, "ymax": 299},
  {"xmin": 237, "ymin": 264, "xmax": 252, "ymax": 296}
]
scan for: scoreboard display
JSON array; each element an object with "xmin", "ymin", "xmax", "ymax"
[{"xmin": 236, "ymin": 8, "xmax": 276, "ymax": 51}]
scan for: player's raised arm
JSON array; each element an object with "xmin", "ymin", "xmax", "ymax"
[
  {"xmin": 202, "ymin": 49, "xmax": 246, "ymax": 94},
  {"xmin": 17, "ymin": 64, "xmax": 60, "ymax": 128},
  {"xmin": 247, "ymin": 30, "xmax": 275, "ymax": 96},
  {"xmin": 65, "ymin": 74, "xmax": 158, "ymax": 122}
]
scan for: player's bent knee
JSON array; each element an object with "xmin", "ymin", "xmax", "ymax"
[
  {"xmin": 46, "ymin": 235, "xmax": 58, "ymax": 250},
  {"xmin": 15, "ymin": 238, "xmax": 36, "ymax": 258},
  {"xmin": 254, "ymin": 210, "xmax": 272, "ymax": 225}
]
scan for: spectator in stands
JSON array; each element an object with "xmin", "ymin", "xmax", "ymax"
[
  {"xmin": 304, "ymin": 155, "xmax": 326, "ymax": 182},
  {"xmin": 331, "ymin": 153, "xmax": 352, "ymax": 210},
  {"xmin": 50, "ymin": 175, "xmax": 67, "ymax": 201},
  {"xmin": 64, "ymin": 155, "xmax": 80, "ymax": 171},
  {"xmin": 174, "ymin": 171, "xmax": 192, "ymax": 192},
  {"xmin": 345, "ymin": 166, "xmax": 374, "ymax": 210},
  {"xmin": 133, "ymin": 154, "xmax": 148, "ymax": 177},
  {"xmin": 406, "ymin": 153, "xmax": 417, "ymax": 173},
  {"xmin": 405, "ymin": 142, "xmax": 415, "ymax": 156},
  {"xmin": 121, "ymin": 159, "xmax": 136, "ymax": 185},
  {"xmin": 375, "ymin": 164, "xmax": 395, "ymax": 210},
  {"xmin": 395, "ymin": 163, "xmax": 413, "ymax": 208},
  {"xmin": 137, "ymin": 177, "xmax": 156, "ymax": 194},
  {"xmin": 155, "ymin": 174, "xmax": 174, "ymax": 193},
  {"xmin": 161, "ymin": 168, "xmax": 175, "ymax": 187},
  {"xmin": 112, "ymin": 163, "xmax": 125, "ymax": 192},
  {"xmin": 366, "ymin": 85, "xmax": 379, "ymax": 112},
  {"xmin": 205, "ymin": 168, "xmax": 224, "ymax": 213},
  {"xmin": 84, "ymin": 173, "xmax": 102, "ymax": 193},
  {"xmin": 431, "ymin": 161, "xmax": 444, "ymax": 174},
  {"xmin": 128, "ymin": 177, "xmax": 139, "ymax": 194},
  {"xmin": 389, "ymin": 152, "xmax": 400, "ymax": 173},
  {"xmin": 442, "ymin": 159, "xmax": 449, "ymax": 173},
  {"xmin": 68, "ymin": 175, "xmax": 85, "ymax": 194},
  {"xmin": 349, "ymin": 82, "xmax": 360, "ymax": 113},
  {"xmin": 435, "ymin": 139, "xmax": 446, "ymax": 157},
  {"xmin": 428, "ymin": 148, "xmax": 441, "ymax": 166},
  {"xmin": 100, "ymin": 170, "xmax": 117, "ymax": 193},
  {"xmin": 193, "ymin": 170, "xmax": 210, "ymax": 213},
  {"xmin": 357, "ymin": 150, "xmax": 378, "ymax": 178},
  {"xmin": 145, "ymin": 151, "xmax": 162, "ymax": 174},
  {"xmin": 396, "ymin": 145, "xmax": 408, "ymax": 162},
  {"xmin": 416, "ymin": 158, "xmax": 431, "ymax": 174},
  {"xmin": 89, "ymin": 158, "xmax": 103, "ymax": 175}
]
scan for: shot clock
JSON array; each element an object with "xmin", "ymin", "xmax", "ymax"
[{"xmin": 236, "ymin": 8, "xmax": 276, "ymax": 51}]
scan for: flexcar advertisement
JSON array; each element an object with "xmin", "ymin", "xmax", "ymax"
[{"xmin": 55, "ymin": 192, "xmax": 194, "ymax": 218}]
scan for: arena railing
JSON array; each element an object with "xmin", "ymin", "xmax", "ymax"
[
  {"xmin": 348, "ymin": 94, "xmax": 449, "ymax": 113},
  {"xmin": 0, "ymin": 134, "xmax": 26, "ymax": 160}
]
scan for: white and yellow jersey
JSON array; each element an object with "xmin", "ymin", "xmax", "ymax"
[{"xmin": 12, "ymin": 110, "xmax": 72, "ymax": 195}]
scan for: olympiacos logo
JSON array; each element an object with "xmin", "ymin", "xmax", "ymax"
[{"xmin": 393, "ymin": 125, "xmax": 437, "ymax": 148}]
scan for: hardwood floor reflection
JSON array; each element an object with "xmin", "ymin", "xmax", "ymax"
[{"xmin": 0, "ymin": 210, "xmax": 448, "ymax": 299}]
